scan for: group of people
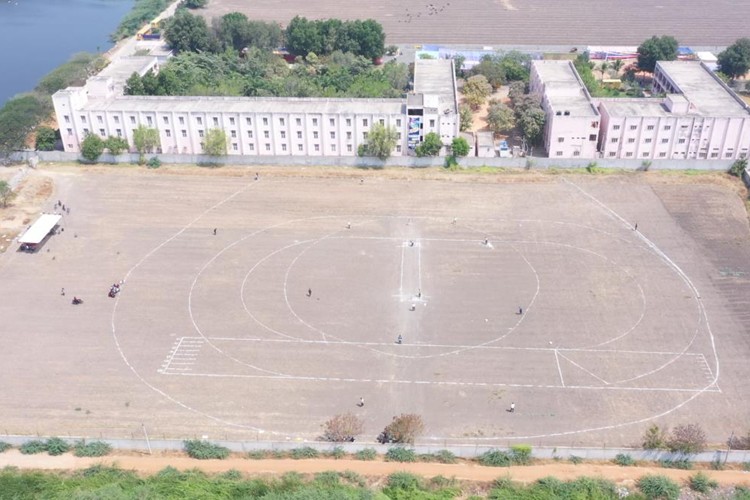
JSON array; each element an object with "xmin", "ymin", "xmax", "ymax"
[
  {"xmin": 108, "ymin": 282, "xmax": 122, "ymax": 298},
  {"xmin": 54, "ymin": 200, "xmax": 70, "ymax": 215}
]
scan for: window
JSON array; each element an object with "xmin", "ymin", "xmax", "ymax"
[
  {"xmin": 181, "ymin": 130, "xmax": 186, "ymax": 137},
  {"xmin": 264, "ymin": 131, "xmax": 270, "ymax": 139},
  {"xmin": 179, "ymin": 117, "xmax": 184, "ymax": 125},
  {"xmin": 644, "ymin": 138, "xmax": 652, "ymax": 143},
  {"xmin": 229, "ymin": 117, "xmax": 235, "ymax": 125},
  {"xmin": 97, "ymin": 116, "xmax": 103, "ymax": 124},
  {"xmin": 146, "ymin": 116, "xmax": 153, "ymax": 125},
  {"xmin": 246, "ymin": 117, "xmax": 252, "ymax": 126},
  {"xmin": 297, "ymin": 131, "xmax": 302, "ymax": 139},
  {"xmin": 346, "ymin": 118, "xmax": 352, "ymax": 127},
  {"xmin": 556, "ymin": 111, "xmax": 562, "ymax": 116},
  {"xmin": 165, "ymin": 129, "xmax": 171, "ymax": 137},
  {"xmin": 591, "ymin": 121, "xmax": 599, "ymax": 128},
  {"xmin": 611, "ymin": 138, "xmax": 619, "ymax": 143},
  {"xmin": 116, "ymin": 129, "xmax": 122, "ymax": 137},
  {"xmin": 64, "ymin": 115, "xmax": 70, "ymax": 123},
  {"xmin": 346, "ymin": 132, "xmax": 352, "ymax": 140},
  {"xmin": 114, "ymin": 116, "xmax": 119, "ymax": 124},
  {"xmin": 628, "ymin": 138, "xmax": 635, "ymax": 143},
  {"xmin": 726, "ymin": 152, "xmax": 733, "ymax": 158},
  {"xmin": 678, "ymin": 138, "xmax": 686, "ymax": 144},
  {"xmin": 330, "ymin": 131, "xmax": 335, "ymax": 139},
  {"xmin": 232, "ymin": 143, "xmax": 238, "ymax": 151},
  {"xmin": 396, "ymin": 119, "xmax": 401, "ymax": 127},
  {"xmin": 429, "ymin": 119, "xmax": 435, "ymax": 127},
  {"xmin": 710, "ymin": 152, "xmax": 718, "ymax": 158},
  {"xmin": 347, "ymin": 144, "xmax": 353, "ymax": 152},
  {"xmin": 557, "ymin": 137, "xmax": 564, "ymax": 143},
  {"xmin": 198, "ymin": 130, "xmax": 204, "ymax": 137},
  {"xmin": 397, "ymin": 133, "xmax": 402, "ymax": 140},
  {"xmin": 282, "ymin": 144, "xmax": 287, "ymax": 151},
  {"xmin": 396, "ymin": 145, "xmax": 401, "ymax": 153},
  {"xmin": 83, "ymin": 128, "xmax": 89, "ymax": 134},
  {"xmin": 664, "ymin": 125, "xmax": 671, "ymax": 130},
  {"xmin": 659, "ymin": 152, "xmax": 666, "ymax": 157},
  {"xmin": 197, "ymin": 117, "xmax": 203, "ymax": 125},
  {"xmin": 661, "ymin": 138, "xmax": 669, "ymax": 143},
  {"xmin": 263, "ymin": 117, "xmax": 268, "ymax": 126},
  {"xmin": 613, "ymin": 125, "xmax": 620, "ymax": 130},
  {"xmin": 608, "ymin": 152, "xmax": 616, "ymax": 157},
  {"xmin": 67, "ymin": 128, "xmax": 72, "ymax": 135},
  {"xmin": 247, "ymin": 131, "xmax": 253, "ymax": 138},
  {"xmin": 296, "ymin": 118, "xmax": 302, "ymax": 126},
  {"xmin": 573, "ymin": 150, "xmax": 580, "ymax": 156},
  {"xmin": 647, "ymin": 125, "xmax": 654, "ymax": 130},
  {"xmin": 298, "ymin": 144, "xmax": 303, "ymax": 151},
  {"xmin": 642, "ymin": 152, "xmax": 650, "ymax": 157},
  {"xmin": 249, "ymin": 143, "xmax": 254, "ymax": 151},
  {"xmin": 363, "ymin": 119, "xmax": 368, "ymax": 126},
  {"xmin": 231, "ymin": 130, "xmax": 237, "ymax": 138},
  {"xmin": 626, "ymin": 152, "xmax": 633, "ymax": 157},
  {"xmin": 330, "ymin": 118, "xmax": 335, "ymax": 126},
  {"xmin": 331, "ymin": 144, "xmax": 336, "ymax": 151},
  {"xmin": 99, "ymin": 128, "xmax": 105, "ymax": 136},
  {"xmin": 280, "ymin": 131, "xmax": 286, "ymax": 139},
  {"xmin": 212, "ymin": 117, "xmax": 219, "ymax": 126},
  {"xmin": 314, "ymin": 144, "xmax": 320, "ymax": 151},
  {"xmin": 556, "ymin": 152, "xmax": 563, "ymax": 156},
  {"xmin": 279, "ymin": 118, "xmax": 285, "ymax": 126},
  {"xmin": 80, "ymin": 115, "xmax": 87, "ymax": 123},
  {"xmin": 312, "ymin": 118, "xmax": 318, "ymax": 126},
  {"xmin": 589, "ymin": 134, "xmax": 597, "ymax": 141},
  {"xmin": 265, "ymin": 143, "xmax": 271, "ymax": 151},
  {"xmin": 363, "ymin": 132, "xmax": 368, "ymax": 139},
  {"xmin": 163, "ymin": 116, "xmax": 169, "ymax": 124},
  {"xmin": 313, "ymin": 131, "xmax": 319, "ymax": 139},
  {"xmin": 629, "ymin": 125, "xmax": 637, "ymax": 130}
]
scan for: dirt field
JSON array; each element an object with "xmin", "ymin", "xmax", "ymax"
[
  {"xmin": 198, "ymin": 0, "xmax": 750, "ymax": 46},
  {"xmin": 0, "ymin": 165, "xmax": 748, "ymax": 448}
]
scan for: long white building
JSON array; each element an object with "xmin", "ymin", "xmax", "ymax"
[
  {"xmin": 53, "ymin": 52, "xmax": 459, "ymax": 158},
  {"xmin": 531, "ymin": 60, "xmax": 750, "ymax": 160}
]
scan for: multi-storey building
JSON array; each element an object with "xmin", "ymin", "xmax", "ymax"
[
  {"xmin": 531, "ymin": 60, "xmax": 750, "ymax": 160},
  {"xmin": 53, "ymin": 55, "xmax": 459, "ymax": 157}
]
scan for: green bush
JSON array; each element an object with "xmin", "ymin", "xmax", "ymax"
[
  {"xmin": 326, "ymin": 446, "xmax": 346, "ymax": 459},
  {"xmin": 730, "ymin": 158, "xmax": 748, "ymax": 177},
  {"xmin": 45, "ymin": 437, "xmax": 71, "ymax": 456},
  {"xmin": 743, "ymin": 461, "xmax": 750, "ymax": 471},
  {"xmin": 0, "ymin": 442, "xmax": 11, "ymax": 453},
  {"xmin": 658, "ymin": 458, "xmax": 692, "ymax": 470},
  {"xmin": 382, "ymin": 471, "xmax": 422, "ymax": 496},
  {"xmin": 420, "ymin": 449, "xmax": 457, "ymax": 464},
  {"xmin": 313, "ymin": 470, "xmax": 340, "ymax": 487},
  {"xmin": 289, "ymin": 446, "xmax": 319, "ymax": 459},
  {"xmin": 478, "ymin": 449, "xmax": 512, "ymax": 467},
  {"xmin": 147, "ymin": 156, "xmax": 161, "ymax": 168},
  {"xmin": 353, "ymin": 448, "xmax": 377, "ymax": 461},
  {"xmin": 637, "ymin": 474, "xmax": 680, "ymax": 500},
  {"xmin": 112, "ymin": 0, "xmax": 171, "ymax": 40},
  {"xmin": 35, "ymin": 126, "xmax": 57, "ymax": 151},
  {"xmin": 183, "ymin": 440, "xmax": 230, "ymax": 460},
  {"xmin": 385, "ymin": 447, "xmax": 417, "ymax": 462},
  {"xmin": 688, "ymin": 471, "xmax": 718, "ymax": 493},
  {"xmin": 73, "ymin": 441, "xmax": 112, "ymax": 457},
  {"xmin": 569, "ymin": 455, "xmax": 583, "ymax": 465},
  {"xmin": 19, "ymin": 440, "xmax": 47, "ymax": 455},
  {"xmin": 510, "ymin": 444, "xmax": 532, "ymax": 465},
  {"xmin": 613, "ymin": 453, "xmax": 636, "ymax": 466},
  {"xmin": 246, "ymin": 450, "xmax": 268, "ymax": 459},
  {"xmin": 642, "ymin": 424, "xmax": 667, "ymax": 450}
]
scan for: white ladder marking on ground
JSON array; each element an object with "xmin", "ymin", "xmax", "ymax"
[{"xmin": 159, "ymin": 337, "xmax": 204, "ymax": 374}]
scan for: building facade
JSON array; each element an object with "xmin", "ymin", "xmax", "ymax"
[{"xmin": 53, "ymin": 56, "xmax": 459, "ymax": 158}]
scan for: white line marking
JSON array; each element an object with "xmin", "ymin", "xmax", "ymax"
[
  {"xmin": 557, "ymin": 351, "xmax": 610, "ymax": 385},
  {"xmin": 399, "ymin": 241, "xmax": 405, "ymax": 299},
  {"xmin": 161, "ymin": 337, "xmax": 185, "ymax": 373},
  {"xmin": 554, "ymin": 349, "xmax": 565, "ymax": 387},
  {"xmin": 417, "ymin": 238, "xmax": 423, "ymax": 291}
]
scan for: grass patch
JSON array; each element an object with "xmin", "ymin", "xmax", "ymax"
[
  {"xmin": 19, "ymin": 440, "xmax": 47, "ymax": 455},
  {"xmin": 325, "ymin": 446, "xmax": 346, "ymax": 459},
  {"xmin": 246, "ymin": 450, "xmax": 268, "ymax": 460},
  {"xmin": 73, "ymin": 441, "xmax": 112, "ymax": 457},
  {"xmin": 385, "ymin": 447, "xmax": 417, "ymax": 462},
  {"xmin": 569, "ymin": 455, "xmax": 583, "ymax": 465},
  {"xmin": 0, "ymin": 442, "xmax": 11, "ymax": 453},
  {"xmin": 659, "ymin": 458, "xmax": 692, "ymax": 470},
  {"xmin": 112, "ymin": 0, "xmax": 171, "ymax": 41},
  {"xmin": 44, "ymin": 437, "xmax": 71, "ymax": 456},
  {"xmin": 419, "ymin": 449, "xmax": 457, "ymax": 464},
  {"xmin": 478, "ymin": 449, "xmax": 512, "ymax": 467},
  {"xmin": 183, "ymin": 440, "xmax": 230, "ymax": 460},
  {"xmin": 637, "ymin": 474, "xmax": 680, "ymax": 500},
  {"xmin": 289, "ymin": 446, "xmax": 319, "ymax": 459},
  {"xmin": 353, "ymin": 448, "xmax": 377, "ymax": 461},
  {"xmin": 688, "ymin": 471, "xmax": 718, "ymax": 493},
  {"xmin": 613, "ymin": 453, "xmax": 636, "ymax": 466}
]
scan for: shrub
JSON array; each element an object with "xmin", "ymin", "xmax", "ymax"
[
  {"xmin": 730, "ymin": 158, "xmax": 748, "ymax": 177},
  {"xmin": 104, "ymin": 136, "xmax": 129, "ymax": 156},
  {"xmin": 637, "ymin": 474, "xmax": 680, "ymax": 500},
  {"xmin": 147, "ymin": 156, "xmax": 161, "ymax": 168},
  {"xmin": 688, "ymin": 471, "xmax": 718, "ymax": 493},
  {"xmin": 377, "ymin": 413, "xmax": 424, "ymax": 445},
  {"xmin": 569, "ymin": 455, "xmax": 583, "ymax": 465},
  {"xmin": 326, "ymin": 446, "xmax": 346, "ymax": 459},
  {"xmin": 383, "ymin": 471, "xmax": 422, "ymax": 496},
  {"xmin": 642, "ymin": 424, "xmax": 667, "ymax": 449},
  {"xmin": 659, "ymin": 458, "xmax": 692, "ymax": 469},
  {"xmin": 73, "ymin": 440, "xmax": 112, "ymax": 457},
  {"xmin": 667, "ymin": 423, "xmax": 706, "ymax": 454},
  {"xmin": 321, "ymin": 412, "xmax": 364, "ymax": 442},
  {"xmin": 340, "ymin": 469, "xmax": 365, "ymax": 486},
  {"xmin": 313, "ymin": 470, "xmax": 340, "ymax": 487},
  {"xmin": 0, "ymin": 442, "xmax": 11, "ymax": 453},
  {"xmin": 424, "ymin": 449, "xmax": 457, "ymax": 464},
  {"xmin": 613, "ymin": 453, "xmax": 635, "ymax": 466},
  {"xmin": 81, "ymin": 133, "xmax": 104, "ymax": 162},
  {"xmin": 385, "ymin": 447, "xmax": 417, "ymax": 462},
  {"xmin": 743, "ymin": 461, "xmax": 750, "ymax": 471},
  {"xmin": 478, "ymin": 449, "xmax": 512, "ymax": 467},
  {"xmin": 710, "ymin": 458, "xmax": 724, "ymax": 470},
  {"xmin": 35, "ymin": 126, "xmax": 57, "ymax": 151},
  {"xmin": 289, "ymin": 446, "xmax": 319, "ymax": 459},
  {"xmin": 728, "ymin": 432, "xmax": 750, "ymax": 450},
  {"xmin": 20, "ymin": 440, "xmax": 47, "ymax": 455},
  {"xmin": 354, "ymin": 448, "xmax": 377, "ymax": 461},
  {"xmin": 44, "ymin": 437, "xmax": 70, "ymax": 456},
  {"xmin": 183, "ymin": 440, "xmax": 230, "ymax": 460},
  {"xmin": 510, "ymin": 444, "xmax": 532, "ymax": 465},
  {"xmin": 246, "ymin": 450, "xmax": 268, "ymax": 459}
]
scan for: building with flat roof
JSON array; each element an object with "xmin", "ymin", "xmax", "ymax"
[
  {"xmin": 53, "ymin": 48, "xmax": 459, "ymax": 158},
  {"xmin": 531, "ymin": 60, "xmax": 750, "ymax": 160}
]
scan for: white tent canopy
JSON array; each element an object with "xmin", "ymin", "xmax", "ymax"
[{"xmin": 18, "ymin": 213, "xmax": 62, "ymax": 245}]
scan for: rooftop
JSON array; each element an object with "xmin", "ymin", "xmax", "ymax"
[
  {"xmin": 413, "ymin": 59, "xmax": 457, "ymax": 115},
  {"xmin": 656, "ymin": 61, "xmax": 750, "ymax": 117},
  {"xmin": 532, "ymin": 60, "xmax": 598, "ymax": 117},
  {"xmin": 598, "ymin": 98, "xmax": 674, "ymax": 117}
]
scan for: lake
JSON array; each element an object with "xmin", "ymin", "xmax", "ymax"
[{"xmin": 0, "ymin": 0, "xmax": 134, "ymax": 105}]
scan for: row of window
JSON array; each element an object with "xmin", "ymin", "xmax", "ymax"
[
  {"xmin": 206, "ymin": 143, "xmax": 403, "ymax": 154},
  {"xmin": 67, "ymin": 114, "xmax": 404, "ymax": 129},
  {"xmin": 612, "ymin": 123, "xmax": 712, "ymax": 132}
]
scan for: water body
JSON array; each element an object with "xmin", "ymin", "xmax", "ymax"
[{"xmin": 0, "ymin": 0, "xmax": 134, "ymax": 105}]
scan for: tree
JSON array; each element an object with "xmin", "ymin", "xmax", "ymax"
[
  {"xmin": 124, "ymin": 72, "xmax": 145, "ymax": 95},
  {"xmin": 35, "ymin": 126, "xmax": 57, "ymax": 151},
  {"xmin": 377, "ymin": 414, "xmax": 425, "ymax": 444},
  {"xmin": 81, "ymin": 133, "xmax": 104, "ymax": 162},
  {"xmin": 0, "ymin": 180, "xmax": 11, "ymax": 207},
  {"xmin": 507, "ymin": 81, "xmax": 527, "ymax": 104},
  {"xmin": 637, "ymin": 35, "xmax": 678, "ymax": 73},
  {"xmin": 321, "ymin": 412, "xmax": 364, "ymax": 442},
  {"xmin": 612, "ymin": 59, "xmax": 624, "ymax": 74},
  {"xmin": 451, "ymin": 136, "xmax": 470, "ymax": 157},
  {"xmin": 486, "ymin": 101, "xmax": 515, "ymax": 134},
  {"xmin": 452, "ymin": 55, "xmax": 465, "ymax": 78},
  {"xmin": 729, "ymin": 158, "xmax": 748, "ymax": 177},
  {"xmin": 471, "ymin": 55, "xmax": 506, "ymax": 90},
  {"xmin": 517, "ymin": 106, "xmax": 546, "ymax": 144},
  {"xmin": 499, "ymin": 51, "xmax": 531, "ymax": 82},
  {"xmin": 642, "ymin": 424, "xmax": 667, "ymax": 449},
  {"xmin": 459, "ymin": 105, "xmax": 472, "ymax": 132},
  {"xmin": 164, "ymin": 10, "xmax": 213, "ymax": 53},
  {"xmin": 104, "ymin": 136, "xmax": 129, "ymax": 156},
  {"xmin": 285, "ymin": 16, "xmax": 322, "ymax": 57},
  {"xmin": 214, "ymin": 13, "xmax": 283, "ymax": 52},
  {"xmin": 0, "ymin": 94, "xmax": 47, "ymax": 158},
  {"xmin": 600, "ymin": 61, "xmax": 610, "ymax": 80},
  {"xmin": 718, "ymin": 38, "xmax": 750, "ymax": 80},
  {"xmin": 667, "ymin": 424, "xmax": 706, "ymax": 454},
  {"xmin": 415, "ymin": 132, "xmax": 442, "ymax": 157},
  {"xmin": 361, "ymin": 122, "xmax": 397, "ymax": 160},
  {"xmin": 182, "ymin": 0, "xmax": 207, "ymax": 8},
  {"xmin": 203, "ymin": 128, "xmax": 227, "ymax": 156},
  {"xmin": 132, "ymin": 125, "xmax": 160, "ymax": 164},
  {"xmin": 463, "ymin": 74, "xmax": 492, "ymax": 110}
]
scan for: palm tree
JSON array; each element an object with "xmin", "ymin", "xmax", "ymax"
[
  {"xmin": 600, "ymin": 61, "xmax": 610, "ymax": 80},
  {"xmin": 612, "ymin": 59, "xmax": 624, "ymax": 75}
]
